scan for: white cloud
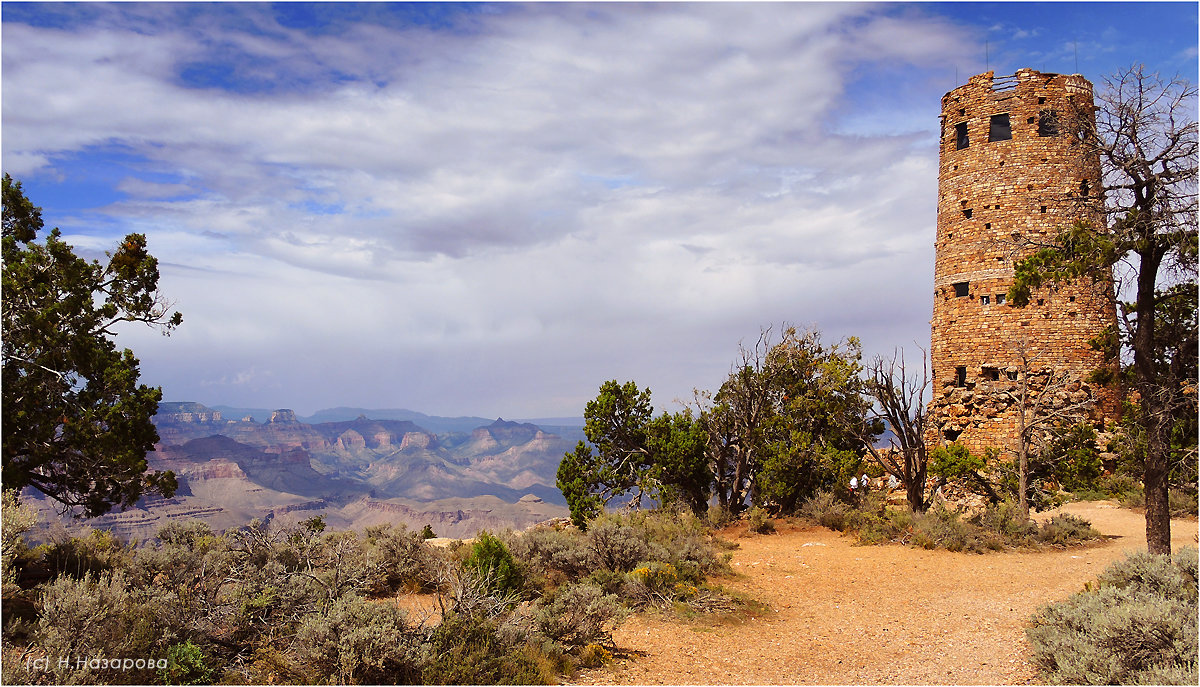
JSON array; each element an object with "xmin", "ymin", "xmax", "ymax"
[{"xmin": 3, "ymin": 3, "xmax": 972, "ymax": 417}]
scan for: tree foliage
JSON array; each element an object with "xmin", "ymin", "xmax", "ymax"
[
  {"xmin": 2, "ymin": 175, "xmax": 182, "ymax": 516},
  {"xmin": 1007, "ymin": 66, "xmax": 1197, "ymax": 553},
  {"xmin": 556, "ymin": 380, "xmax": 710, "ymax": 528},
  {"xmin": 698, "ymin": 326, "xmax": 879, "ymax": 515}
]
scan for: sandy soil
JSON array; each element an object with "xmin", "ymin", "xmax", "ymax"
[{"xmin": 571, "ymin": 502, "xmax": 1198, "ymax": 685}]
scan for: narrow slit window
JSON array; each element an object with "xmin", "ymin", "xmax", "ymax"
[
  {"xmin": 1007, "ymin": 370, "xmax": 1019, "ymax": 381},
  {"xmin": 989, "ymin": 113, "xmax": 1012, "ymax": 142},
  {"xmin": 952, "ymin": 281, "xmax": 970, "ymax": 298},
  {"xmin": 963, "ymin": 208, "xmax": 973, "ymax": 218},
  {"xmin": 980, "ymin": 295, "xmax": 990, "ymax": 305},
  {"xmin": 955, "ymin": 366, "xmax": 967, "ymax": 387},
  {"xmin": 955, "ymin": 122, "xmax": 969, "ymax": 149}
]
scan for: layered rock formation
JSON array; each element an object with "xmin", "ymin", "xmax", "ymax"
[{"xmin": 28, "ymin": 403, "xmax": 572, "ymax": 540}]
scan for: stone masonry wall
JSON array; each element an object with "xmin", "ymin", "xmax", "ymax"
[{"xmin": 929, "ymin": 69, "xmax": 1120, "ymax": 457}]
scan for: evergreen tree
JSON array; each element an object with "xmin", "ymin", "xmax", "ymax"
[{"xmin": 2, "ymin": 174, "xmax": 181, "ymax": 516}]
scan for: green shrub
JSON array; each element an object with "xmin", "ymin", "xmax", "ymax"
[
  {"xmin": 1097, "ymin": 473, "xmax": 1142, "ymax": 499},
  {"xmin": 293, "ymin": 594, "xmax": 419, "ymax": 684},
  {"xmin": 33, "ymin": 570, "xmax": 168, "ymax": 684},
  {"xmin": 1035, "ymin": 514, "xmax": 1101, "ymax": 546},
  {"xmin": 534, "ymin": 582, "xmax": 626, "ymax": 647},
  {"xmin": 586, "ymin": 519, "xmax": 650, "ymax": 572},
  {"xmin": 799, "ymin": 491, "xmax": 851, "ymax": 531},
  {"xmin": 419, "ymin": 613, "xmax": 555, "ymax": 685},
  {"xmin": 364, "ymin": 523, "xmax": 439, "ymax": 595},
  {"xmin": 969, "ymin": 500, "xmax": 1038, "ymax": 540},
  {"xmin": 1027, "ymin": 548, "xmax": 1199, "ymax": 684},
  {"xmin": 706, "ymin": 504, "xmax": 733, "ymax": 528},
  {"xmin": 505, "ymin": 525, "xmax": 595, "ymax": 587},
  {"xmin": 746, "ymin": 506, "xmax": 775, "ymax": 534},
  {"xmin": 35, "ymin": 527, "xmax": 135, "ymax": 580},
  {"xmin": 909, "ymin": 504, "xmax": 1003, "ymax": 553},
  {"xmin": 1043, "ymin": 423, "xmax": 1105, "ymax": 492},
  {"xmin": 578, "ymin": 511, "xmax": 729, "ymax": 582},
  {"xmin": 159, "ymin": 640, "xmax": 214, "ymax": 685},
  {"xmin": 1, "ymin": 490, "xmax": 37, "ymax": 590},
  {"xmin": 464, "ymin": 531, "xmax": 524, "ymax": 597}
]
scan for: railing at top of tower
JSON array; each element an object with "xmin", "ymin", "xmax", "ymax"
[{"xmin": 991, "ymin": 73, "xmax": 1019, "ymax": 92}]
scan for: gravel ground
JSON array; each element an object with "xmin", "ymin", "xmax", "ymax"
[{"xmin": 572, "ymin": 501, "xmax": 1198, "ymax": 685}]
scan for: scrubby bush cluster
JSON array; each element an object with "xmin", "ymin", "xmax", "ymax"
[
  {"xmin": 799, "ymin": 490, "xmax": 1102, "ymax": 553},
  {"xmin": 1027, "ymin": 547, "xmax": 1199, "ymax": 684},
  {"xmin": 503, "ymin": 509, "xmax": 734, "ymax": 614},
  {"xmin": 2, "ymin": 495, "xmax": 735, "ymax": 685}
]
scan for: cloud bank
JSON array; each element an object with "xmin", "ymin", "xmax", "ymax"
[{"xmin": 4, "ymin": 3, "xmax": 979, "ymax": 417}]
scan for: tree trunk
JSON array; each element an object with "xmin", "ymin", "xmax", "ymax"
[
  {"xmin": 1136, "ymin": 245, "xmax": 1171, "ymax": 554},
  {"xmin": 1144, "ymin": 457, "xmax": 1172, "ymax": 555},
  {"xmin": 1142, "ymin": 399, "xmax": 1173, "ymax": 555},
  {"xmin": 906, "ymin": 478, "xmax": 925, "ymax": 513},
  {"xmin": 1017, "ymin": 359, "xmax": 1030, "ymax": 520}
]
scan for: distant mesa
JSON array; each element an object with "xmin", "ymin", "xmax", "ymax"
[
  {"xmin": 85, "ymin": 399, "xmax": 581, "ymax": 540},
  {"xmin": 269, "ymin": 409, "xmax": 299, "ymax": 424}
]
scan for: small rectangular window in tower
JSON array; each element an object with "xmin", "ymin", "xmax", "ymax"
[
  {"xmin": 980, "ymin": 295, "xmax": 990, "ymax": 305},
  {"xmin": 952, "ymin": 282, "xmax": 969, "ymax": 298},
  {"xmin": 955, "ymin": 122, "xmax": 969, "ymax": 149},
  {"xmin": 989, "ymin": 113, "xmax": 1012, "ymax": 142},
  {"xmin": 963, "ymin": 208, "xmax": 973, "ymax": 218},
  {"xmin": 1007, "ymin": 370, "xmax": 1019, "ymax": 381},
  {"xmin": 1038, "ymin": 110, "xmax": 1060, "ymax": 137},
  {"xmin": 1040, "ymin": 206, "xmax": 1047, "ymax": 213},
  {"xmin": 1080, "ymin": 180, "xmax": 1090, "ymax": 196},
  {"xmin": 982, "ymin": 367, "xmax": 1000, "ymax": 381},
  {"xmin": 996, "ymin": 293, "xmax": 1006, "ymax": 305},
  {"xmin": 955, "ymin": 366, "xmax": 967, "ymax": 387},
  {"xmin": 985, "ymin": 223, "xmax": 991, "ymax": 230}
]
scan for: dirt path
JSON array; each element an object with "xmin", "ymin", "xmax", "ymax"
[{"xmin": 573, "ymin": 502, "xmax": 1198, "ymax": 685}]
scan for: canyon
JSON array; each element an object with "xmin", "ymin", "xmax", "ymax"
[{"xmin": 27, "ymin": 402, "xmax": 578, "ymax": 540}]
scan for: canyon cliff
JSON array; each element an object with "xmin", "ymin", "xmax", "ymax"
[{"xmin": 29, "ymin": 403, "xmax": 575, "ymax": 540}]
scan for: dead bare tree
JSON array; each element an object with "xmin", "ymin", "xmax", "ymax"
[
  {"xmin": 858, "ymin": 348, "xmax": 931, "ymax": 512},
  {"xmin": 1005, "ymin": 339, "xmax": 1096, "ymax": 519},
  {"xmin": 1010, "ymin": 66, "xmax": 1197, "ymax": 553}
]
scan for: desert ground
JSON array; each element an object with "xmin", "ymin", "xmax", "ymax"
[{"xmin": 571, "ymin": 501, "xmax": 1198, "ymax": 685}]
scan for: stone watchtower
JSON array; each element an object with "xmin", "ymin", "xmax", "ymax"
[{"xmin": 929, "ymin": 69, "xmax": 1119, "ymax": 455}]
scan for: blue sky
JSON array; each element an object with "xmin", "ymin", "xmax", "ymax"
[{"xmin": 3, "ymin": 2, "xmax": 1197, "ymax": 419}]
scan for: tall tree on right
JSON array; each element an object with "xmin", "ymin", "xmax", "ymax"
[{"xmin": 1009, "ymin": 66, "xmax": 1197, "ymax": 554}]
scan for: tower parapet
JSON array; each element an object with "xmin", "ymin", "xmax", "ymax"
[{"xmin": 929, "ymin": 69, "xmax": 1119, "ymax": 455}]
